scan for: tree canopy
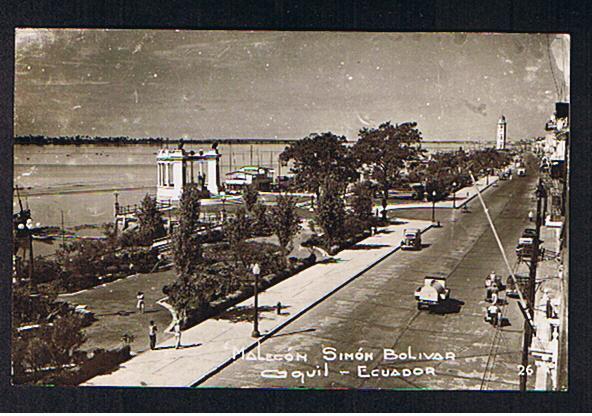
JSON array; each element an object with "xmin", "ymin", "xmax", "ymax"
[
  {"xmin": 279, "ymin": 132, "xmax": 359, "ymax": 196},
  {"xmin": 172, "ymin": 184, "xmax": 202, "ymax": 277},
  {"xmin": 137, "ymin": 194, "xmax": 166, "ymax": 245},
  {"xmin": 269, "ymin": 194, "xmax": 301, "ymax": 264}
]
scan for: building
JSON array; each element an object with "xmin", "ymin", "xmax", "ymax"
[
  {"xmin": 496, "ymin": 115, "xmax": 507, "ymax": 150},
  {"xmin": 156, "ymin": 142, "xmax": 221, "ymax": 203},
  {"xmin": 224, "ymin": 166, "xmax": 273, "ymax": 192}
]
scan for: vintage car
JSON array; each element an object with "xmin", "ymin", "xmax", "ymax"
[
  {"xmin": 415, "ymin": 276, "xmax": 450, "ymax": 310},
  {"xmin": 516, "ymin": 236, "xmax": 544, "ymax": 261},
  {"xmin": 401, "ymin": 228, "xmax": 422, "ymax": 250},
  {"xmin": 516, "ymin": 166, "xmax": 527, "ymax": 177}
]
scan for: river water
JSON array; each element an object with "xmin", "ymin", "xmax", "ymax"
[{"xmin": 14, "ymin": 141, "xmax": 485, "ymax": 228}]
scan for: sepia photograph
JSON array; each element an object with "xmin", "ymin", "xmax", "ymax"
[{"xmin": 12, "ymin": 29, "xmax": 569, "ymax": 391}]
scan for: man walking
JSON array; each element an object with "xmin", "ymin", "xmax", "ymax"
[{"xmin": 149, "ymin": 320, "xmax": 158, "ymax": 350}]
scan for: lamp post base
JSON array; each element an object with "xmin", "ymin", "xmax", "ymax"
[{"xmin": 251, "ymin": 329, "xmax": 261, "ymax": 338}]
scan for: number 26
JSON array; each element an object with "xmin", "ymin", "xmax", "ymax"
[{"xmin": 518, "ymin": 365, "xmax": 534, "ymax": 376}]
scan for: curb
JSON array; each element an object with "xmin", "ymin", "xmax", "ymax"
[{"xmin": 189, "ymin": 222, "xmax": 436, "ymax": 387}]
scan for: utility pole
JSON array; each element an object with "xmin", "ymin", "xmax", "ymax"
[
  {"xmin": 520, "ymin": 178, "xmax": 545, "ymax": 391},
  {"xmin": 61, "ymin": 210, "xmax": 66, "ymax": 249},
  {"xmin": 28, "ymin": 225, "xmax": 34, "ymax": 281},
  {"xmin": 229, "ymin": 142, "xmax": 233, "ymax": 172}
]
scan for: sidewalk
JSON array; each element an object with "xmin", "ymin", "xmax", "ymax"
[
  {"xmin": 84, "ymin": 218, "xmax": 433, "ymax": 387},
  {"xmin": 530, "ymin": 220, "xmax": 565, "ymax": 390}
]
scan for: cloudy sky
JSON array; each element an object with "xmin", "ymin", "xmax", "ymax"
[{"xmin": 14, "ymin": 30, "xmax": 568, "ymax": 141}]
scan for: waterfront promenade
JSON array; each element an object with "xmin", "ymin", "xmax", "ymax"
[
  {"xmin": 84, "ymin": 217, "xmax": 433, "ymax": 387},
  {"xmin": 83, "ymin": 170, "xmax": 505, "ymax": 387},
  {"xmin": 202, "ymin": 170, "xmax": 535, "ymax": 389}
]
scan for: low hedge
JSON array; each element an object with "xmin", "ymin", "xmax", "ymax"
[{"xmin": 179, "ymin": 254, "xmax": 316, "ymax": 330}]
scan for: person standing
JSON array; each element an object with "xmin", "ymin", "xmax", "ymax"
[
  {"xmin": 174, "ymin": 321, "xmax": 182, "ymax": 349},
  {"xmin": 528, "ymin": 210, "xmax": 534, "ymax": 222},
  {"xmin": 491, "ymin": 285, "xmax": 499, "ymax": 306},
  {"xmin": 485, "ymin": 275, "xmax": 493, "ymax": 302},
  {"xmin": 136, "ymin": 291, "xmax": 145, "ymax": 314},
  {"xmin": 546, "ymin": 295, "xmax": 554, "ymax": 319},
  {"xmin": 149, "ymin": 320, "xmax": 158, "ymax": 350}
]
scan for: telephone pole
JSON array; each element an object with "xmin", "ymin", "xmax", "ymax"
[{"xmin": 520, "ymin": 177, "xmax": 545, "ymax": 390}]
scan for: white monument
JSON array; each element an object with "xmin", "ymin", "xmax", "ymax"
[
  {"xmin": 496, "ymin": 115, "xmax": 507, "ymax": 150},
  {"xmin": 156, "ymin": 142, "xmax": 221, "ymax": 203}
]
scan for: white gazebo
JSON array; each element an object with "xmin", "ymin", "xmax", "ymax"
[{"xmin": 156, "ymin": 143, "xmax": 221, "ymax": 203}]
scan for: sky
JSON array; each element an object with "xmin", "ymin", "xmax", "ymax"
[{"xmin": 14, "ymin": 30, "xmax": 569, "ymax": 141}]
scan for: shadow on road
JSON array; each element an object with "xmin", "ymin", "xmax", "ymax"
[
  {"xmin": 429, "ymin": 298, "xmax": 465, "ymax": 315},
  {"xmin": 349, "ymin": 244, "xmax": 390, "ymax": 250}
]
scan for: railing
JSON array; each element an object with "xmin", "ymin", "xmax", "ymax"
[{"xmin": 115, "ymin": 200, "xmax": 172, "ymax": 216}]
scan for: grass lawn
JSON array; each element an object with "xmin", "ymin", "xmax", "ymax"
[{"xmin": 58, "ymin": 269, "xmax": 178, "ymax": 353}]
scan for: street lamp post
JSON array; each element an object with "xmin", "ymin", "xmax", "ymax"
[
  {"xmin": 221, "ymin": 196, "xmax": 227, "ymax": 222},
  {"xmin": 452, "ymin": 182, "xmax": 457, "ymax": 209},
  {"xmin": 251, "ymin": 263, "xmax": 261, "ymax": 338},
  {"xmin": 486, "ymin": 169, "xmax": 489, "ymax": 185},
  {"xmin": 431, "ymin": 190, "xmax": 437, "ymax": 223}
]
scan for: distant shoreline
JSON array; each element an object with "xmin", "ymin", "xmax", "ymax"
[{"xmin": 14, "ymin": 136, "xmax": 488, "ymax": 146}]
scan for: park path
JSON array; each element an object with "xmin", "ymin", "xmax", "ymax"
[{"xmin": 83, "ymin": 217, "xmax": 433, "ymax": 387}]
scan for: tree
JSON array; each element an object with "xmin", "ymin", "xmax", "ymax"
[
  {"xmin": 224, "ymin": 207, "xmax": 253, "ymax": 270},
  {"xmin": 242, "ymin": 185, "xmax": 259, "ymax": 213},
  {"xmin": 251, "ymin": 202, "xmax": 272, "ymax": 236},
  {"xmin": 12, "ymin": 284, "xmax": 87, "ymax": 384},
  {"xmin": 353, "ymin": 121, "xmax": 425, "ymax": 219},
  {"xmin": 166, "ymin": 268, "xmax": 219, "ymax": 324},
  {"xmin": 316, "ymin": 178, "xmax": 346, "ymax": 248},
  {"xmin": 172, "ymin": 184, "xmax": 202, "ymax": 277},
  {"xmin": 279, "ymin": 132, "xmax": 359, "ymax": 198},
  {"xmin": 269, "ymin": 194, "xmax": 301, "ymax": 264},
  {"xmin": 349, "ymin": 181, "xmax": 374, "ymax": 233},
  {"xmin": 137, "ymin": 193, "xmax": 165, "ymax": 244}
]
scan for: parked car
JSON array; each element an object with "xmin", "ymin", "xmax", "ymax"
[{"xmin": 516, "ymin": 237, "xmax": 544, "ymax": 261}]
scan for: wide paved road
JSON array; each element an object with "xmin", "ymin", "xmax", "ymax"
[{"xmin": 201, "ymin": 168, "xmax": 539, "ymax": 390}]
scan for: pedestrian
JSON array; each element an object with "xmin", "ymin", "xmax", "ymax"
[
  {"xmin": 486, "ymin": 305, "xmax": 501, "ymax": 327},
  {"xmin": 491, "ymin": 287, "xmax": 499, "ymax": 305},
  {"xmin": 136, "ymin": 291, "xmax": 145, "ymax": 314},
  {"xmin": 540, "ymin": 288, "xmax": 550, "ymax": 310},
  {"xmin": 485, "ymin": 275, "xmax": 493, "ymax": 302},
  {"xmin": 149, "ymin": 320, "xmax": 158, "ymax": 350},
  {"xmin": 546, "ymin": 295, "xmax": 553, "ymax": 319},
  {"xmin": 528, "ymin": 210, "xmax": 534, "ymax": 222},
  {"xmin": 174, "ymin": 321, "xmax": 182, "ymax": 349}
]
